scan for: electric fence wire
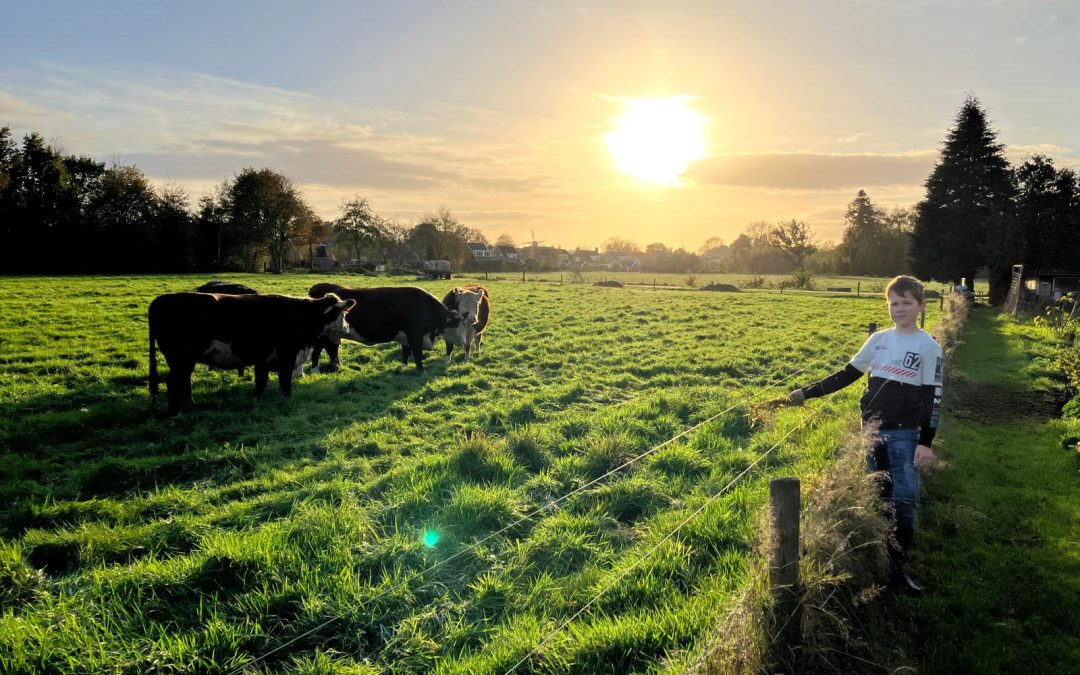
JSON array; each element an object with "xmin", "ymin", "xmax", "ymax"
[
  {"xmin": 681, "ymin": 346, "xmax": 909, "ymax": 675},
  {"xmin": 501, "ymin": 406, "xmax": 827, "ymax": 675},
  {"xmin": 228, "ymin": 337, "xmax": 866, "ymax": 675}
]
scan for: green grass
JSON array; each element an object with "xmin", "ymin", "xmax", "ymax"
[
  {"xmin": 902, "ymin": 308, "xmax": 1080, "ymax": 674},
  {"xmin": 0, "ymin": 273, "xmax": 918, "ymax": 674}
]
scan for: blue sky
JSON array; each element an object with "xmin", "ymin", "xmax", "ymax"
[{"xmin": 2, "ymin": 0, "xmax": 1077, "ymax": 247}]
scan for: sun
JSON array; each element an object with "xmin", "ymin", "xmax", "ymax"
[{"xmin": 604, "ymin": 96, "xmax": 708, "ymax": 185}]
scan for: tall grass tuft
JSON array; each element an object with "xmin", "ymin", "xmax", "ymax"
[
  {"xmin": 505, "ymin": 425, "xmax": 555, "ymax": 473},
  {"xmin": 449, "ymin": 433, "xmax": 517, "ymax": 484}
]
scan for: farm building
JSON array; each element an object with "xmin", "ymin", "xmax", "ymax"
[{"xmin": 1004, "ymin": 264, "xmax": 1080, "ymax": 314}]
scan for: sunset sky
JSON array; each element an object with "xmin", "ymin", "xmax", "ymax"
[{"xmin": 2, "ymin": 1, "xmax": 1077, "ymax": 249}]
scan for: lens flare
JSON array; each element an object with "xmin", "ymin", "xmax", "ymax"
[{"xmin": 422, "ymin": 528, "xmax": 440, "ymax": 548}]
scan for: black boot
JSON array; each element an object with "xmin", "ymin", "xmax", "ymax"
[{"xmin": 889, "ymin": 527, "xmax": 924, "ymax": 597}]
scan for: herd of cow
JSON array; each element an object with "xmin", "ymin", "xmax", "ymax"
[{"xmin": 147, "ymin": 280, "xmax": 492, "ymax": 415}]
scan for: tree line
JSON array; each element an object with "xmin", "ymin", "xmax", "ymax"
[{"xmin": 4, "ymin": 96, "xmax": 1078, "ymax": 295}]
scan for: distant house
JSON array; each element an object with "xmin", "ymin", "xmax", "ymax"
[
  {"xmin": 607, "ymin": 254, "xmax": 639, "ymax": 272},
  {"xmin": 466, "ymin": 242, "xmax": 495, "ymax": 260},
  {"xmin": 1006, "ymin": 264, "xmax": 1080, "ymax": 314},
  {"xmin": 572, "ymin": 248, "xmax": 602, "ymax": 265},
  {"xmin": 495, "ymin": 245, "xmax": 520, "ymax": 261}
]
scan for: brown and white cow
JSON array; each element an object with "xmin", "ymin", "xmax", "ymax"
[
  {"xmin": 441, "ymin": 285, "xmax": 491, "ymax": 363},
  {"xmin": 308, "ymin": 283, "xmax": 461, "ymax": 372},
  {"xmin": 148, "ymin": 292, "xmax": 354, "ymax": 415}
]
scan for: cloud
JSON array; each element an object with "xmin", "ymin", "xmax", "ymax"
[
  {"xmin": 835, "ymin": 132, "xmax": 868, "ymax": 144},
  {"xmin": 686, "ymin": 151, "xmax": 937, "ymax": 191},
  {"xmin": 1008, "ymin": 143, "xmax": 1074, "ymax": 158}
]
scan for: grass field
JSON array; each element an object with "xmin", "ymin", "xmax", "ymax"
[
  {"xmin": 902, "ymin": 309, "xmax": 1080, "ymax": 673},
  {"xmin": 0, "ymin": 273, "xmax": 921, "ymax": 674}
]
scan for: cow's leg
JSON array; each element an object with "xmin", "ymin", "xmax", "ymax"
[
  {"xmin": 462, "ymin": 329, "xmax": 473, "ymax": 362},
  {"xmin": 254, "ymin": 365, "xmax": 270, "ymax": 397},
  {"xmin": 277, "ymin": 355, "xmax": 296, "ymax": 397},
  {"xmin": 400, "ymin": 342, "xmax": 411, "ymax": 365},
  {"xmin": 408, "ymin": 332, "xmax": 426, "ymax": 371},
  {"xmin": 325, "ymin": 340, "xmax": 341, "ymax": 371},
  {"xmin": 445, "ymin": 341, "xmax": 454, "ymax": 364},
  {"xmin": 166, "ymin": 362, "xmax": 195, "ymax": 415},
  {"xmin": 312, "ymin": 337, "xmax": 339, "ymax": 373}
]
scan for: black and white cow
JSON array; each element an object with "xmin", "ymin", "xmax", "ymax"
[
  {"xmin": 148, "ymin": 292, "xmax": 354, "ymax": 415},
  {"xmin": 307, "ymin": 283, "xmax": 460, "ymax": 372},
  {"xmin": 441, "ymin": 285, "xmax": 491, "ymax": 363}
]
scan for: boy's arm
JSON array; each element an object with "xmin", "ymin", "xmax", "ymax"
[
  {"xmin": 787, "ymin": 334, "xmax": 875, "ymax": 405},
  {"xmin": 797, "ymin": 363, "xmax": 864, "ymax": 400}
]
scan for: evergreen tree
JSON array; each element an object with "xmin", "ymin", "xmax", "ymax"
[
  {"xmin": 841, "ymin": 189, "xmax": 885, "ymax": 275},
  {"xmin": 911, "ymin": 96, "xmax": 1017, "ymax": 302},
  {"xmin": 1015, "ymin": 155, "xmax": 1080, "ymax": 273}
]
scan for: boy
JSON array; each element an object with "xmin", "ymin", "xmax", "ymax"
[{"xmin": 787, "ymin": 275, "xmax": 943, "ymax": 595}]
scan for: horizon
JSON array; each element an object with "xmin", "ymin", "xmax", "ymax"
[{"xmin": 2, "ymin": 1, "xmax": 1077, "ymax": 249}]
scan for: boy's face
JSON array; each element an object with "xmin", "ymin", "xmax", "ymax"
[{"xmin": 888, "ymin": 290, "xmax": 925, "ymax": 329}]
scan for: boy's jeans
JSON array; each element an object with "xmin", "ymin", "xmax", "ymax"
[{"xmin": 867, "ymin": 427, "xmax": 919, "ymax": 536}]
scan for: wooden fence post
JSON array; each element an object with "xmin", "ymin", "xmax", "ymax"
[
  {"xmin": 522, "ymin": 269, "xmax": 526, "ymax": 283},
  {"xmin": 856, "ymin": 281, "xmax": 861, "ymax": 297},
  {"xmin": 920, "ymin": 307, "xmax": 926, "ymax": 329},
  {"xmin": 768, "ymin": 477, "xmax": 801, "ymax": 671}
]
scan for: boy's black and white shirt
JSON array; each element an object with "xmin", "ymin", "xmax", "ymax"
[{"xmin": 801, "ymin": 328, "xmax": 943, "ymax": 446}]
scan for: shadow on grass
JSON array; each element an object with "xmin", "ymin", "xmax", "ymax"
[{"xmin": 0, "ymin": 361, "xmax": 438, "ymax": 533}]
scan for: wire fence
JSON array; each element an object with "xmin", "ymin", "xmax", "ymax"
[{"xmin": 228, "ymin": 337, "xmax": 866, "ymax": 675}]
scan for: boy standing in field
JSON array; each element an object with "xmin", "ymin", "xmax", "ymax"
[{"xmin": 787, "ymin": 275, "xmax": 943, "ymax": 596}]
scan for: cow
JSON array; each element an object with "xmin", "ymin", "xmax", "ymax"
[
  {"xmin": 193, "ymin": 281, "xmax": 259, "ymax": 377},
  {"xmin": 307, "ymin": 283, "xmax": 460, "ymax": 372},
  {"xmin": 441, "ymin": 285, "xmax": 491, "ymax": 363},
  {"xmin": 148, "ymin": 292, "xmax": 355, "ymax": 415},
  {"xmin": 194, "ymin": 280, "xmax": 259, "ymax": 295}
]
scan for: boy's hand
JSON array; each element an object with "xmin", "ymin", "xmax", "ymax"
[
  {"xmin": 787, "ymin": 389, "xmax": 806, "ymax": 406},
  {"xmin": 914, "ymin": 444, "xmax": 936, "ymax": 470}
]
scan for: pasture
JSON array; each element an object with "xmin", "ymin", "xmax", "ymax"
[{"xmin": 0, "ymin": 274, "xmax": 919, "ymax": 674}]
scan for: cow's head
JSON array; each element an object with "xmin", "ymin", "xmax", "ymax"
[
  {"xmin": 319, "ymin": 293, "xmax": 356, "ymax": 338},
  {"xmin": 445, "ymin": 308, "xmax": 462, "ymax": 331},
  {"xmin": 451, "ymin": 288, "xmax": 483, "ymax": 326}
]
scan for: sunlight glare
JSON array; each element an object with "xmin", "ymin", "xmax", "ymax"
[{"xmin": 604, "ymin": 97, "xmax": 707, "ymax": 185}]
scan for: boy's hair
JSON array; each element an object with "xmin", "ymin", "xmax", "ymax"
[{"xmin": 886, "ymin": 275, "xmax": 925, "ymax": 303}]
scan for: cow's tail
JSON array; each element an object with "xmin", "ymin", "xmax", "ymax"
[{"xmin": 148, "ymin": 315, "xmax": 159, "ymax": 410}]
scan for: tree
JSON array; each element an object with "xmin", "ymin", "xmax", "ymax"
[
  {"xmin": 494, "ymin": 233, "xmax": 516, "ymax": 250},
  {"xmin": 698, "ymin": 236, "xmax": 726, "ymax": 256},
  {"xmin": 840, "ymin": 190, "xmax": 886, "ymax": 275},
  {"xmin": 85, "ymin": 165, "xmax": 157, "ymax": 271},
  {"xmin": 600, "ymin": 237, "xmax": 641, "ymax": 257},
  {"xmin": 334, "ymin": 196, "xmax": 384, "ymax": 264},
  {"xmin": 911, "ymin": 96, "xmax": 1017, "ymax": 302},
  {"xmin": 767, "ymin": 219, "xmax": 817, "ymax": 269},
  {"xmin": 222, "ymin": 168, "xmax": 311, "ymax": 272},
  {"xmin": 1015, "ymin": 155, "xmax": 1080, "ymax": 273},
  {"xmin": 149, "ymin": 183, "xmax": 195, "ymax": 271}
]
